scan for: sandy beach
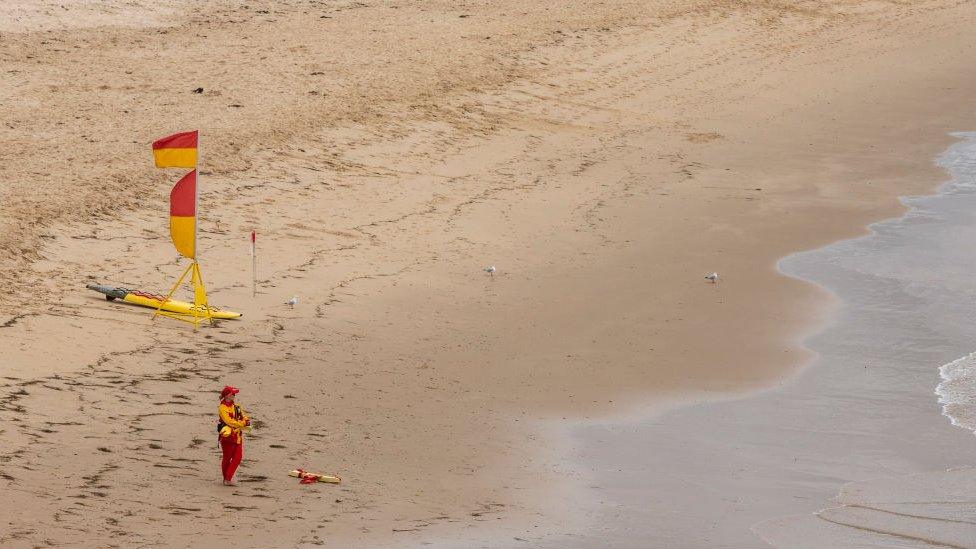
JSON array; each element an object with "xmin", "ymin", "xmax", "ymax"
[{"xmin": 2, "ymin": 1, "xmax": 976, "ymax": 547}]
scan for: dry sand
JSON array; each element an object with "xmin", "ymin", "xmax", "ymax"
[{"xmin": 2, "ymin": 1, "xmax": 976, "ymax": 547}]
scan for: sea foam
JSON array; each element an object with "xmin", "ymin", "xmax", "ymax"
[{"xmin": 937, "ymin": 353, "xmax": 976, "ymax": 434}]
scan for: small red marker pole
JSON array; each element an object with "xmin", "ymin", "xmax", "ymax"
[{"xmin": 250, "ymin": 230, "xmax": 257, "ymax": 297}]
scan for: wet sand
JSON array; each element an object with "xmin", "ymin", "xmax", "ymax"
[{"xmin": 2, "ymin": 1, "xmax": 976, "ymax": 547}]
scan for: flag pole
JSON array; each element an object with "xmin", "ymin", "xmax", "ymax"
[
  {"xmin": 251, "ymin": 230, "xmax": 257, "ymax": 297},
  {"xmin": 193, "ymin": 132, "xmax": 212, "ymax": 326},
  {"xmin": 194, "ymin": 132, "xmax": 200, "ymax": 267},
  {"xmin": 194, "ymin": 133, "xmax": 201, "ymax": 324}
]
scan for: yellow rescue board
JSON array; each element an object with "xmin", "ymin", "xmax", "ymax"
[
  {"xmin": 289, "ymin": 470, "xmax": 341, "ymax": 484},
  {"xmin": 123, "ymin": 293, "xmax": 242, "ymax": 319}
]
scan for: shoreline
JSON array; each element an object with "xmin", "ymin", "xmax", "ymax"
[
  {"xmin": 2, "ymin": 2, "xmax": 976, "ymax": 547},
  {"xmin": 752, "ymin": 131, "xmax": 976, "ymax": 548},
  {"xmin": 540, "ymin": 131, "xmax": 976, "ymax": 549}
]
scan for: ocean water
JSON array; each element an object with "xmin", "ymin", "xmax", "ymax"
[
  {"xmin": 920, "ymin": 133, "xmax": 976, "ymax": 438},
  {"xmin": 531, "ymin": 132, "xmax": 976, "ymax": 548}
]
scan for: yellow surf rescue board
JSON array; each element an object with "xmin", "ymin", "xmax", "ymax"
[{"xmin": 86, "ymin": 284, "xmax": 242, "ymax": 320}]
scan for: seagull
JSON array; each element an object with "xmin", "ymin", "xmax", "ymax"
[
  {"xmin": 705, "ymin": 272, "xmax": 719, "ymax": 283},
  {"xmin": 484, "ymin": 265, "xmax": 496, "ymax": 276},
  {"xmin": 286, "ymin": 295, "xmax": 299, "ymax": 307}
]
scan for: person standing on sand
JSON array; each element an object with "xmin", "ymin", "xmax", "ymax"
[{"xmin": 217, "ymin": 386, "xmax": 250, "ymax": 486}]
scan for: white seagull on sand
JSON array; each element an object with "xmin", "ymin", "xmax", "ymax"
[
  {"xmin": 484, "ymin": 265, "xmax": 496, "ymax": 276},
  {"xmin": 286, "ymin": 295, "xmax": 299, "ymax": 307},
  {"xmin": 705, "ymin": 272, "xmax": 719, "ymax": 283}
]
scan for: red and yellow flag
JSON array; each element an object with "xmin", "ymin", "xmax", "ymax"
[
  {"xmin": 170, "ymin": 170, "xmax": 196, "ymax": 259},
  {"xmin": 153, "ymin": 131, "xmax": 198, "ymax": 168}
]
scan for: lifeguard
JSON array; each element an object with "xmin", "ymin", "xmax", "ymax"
[{"xmin": 217, "ymin": 385, "xmax": 250, "ymax": 485}]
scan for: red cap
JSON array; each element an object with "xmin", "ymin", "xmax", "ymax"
[{"xmin": 220, "ymin": 386, "xmax": 240, "ymax": 398}]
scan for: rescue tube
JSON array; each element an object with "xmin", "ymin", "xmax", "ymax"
[{"xmin": 289, "ymin": 469, "xmax": 341, "ymax": 484}]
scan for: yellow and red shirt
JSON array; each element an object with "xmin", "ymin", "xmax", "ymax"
[{"xmin": 218, "ymin": 401, "xmax": 249, "ymax": 444}]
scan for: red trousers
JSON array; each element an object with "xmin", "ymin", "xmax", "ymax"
[{"xmin": 220, "ymin": 436, "xmax": 243, "ymax": 481}]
